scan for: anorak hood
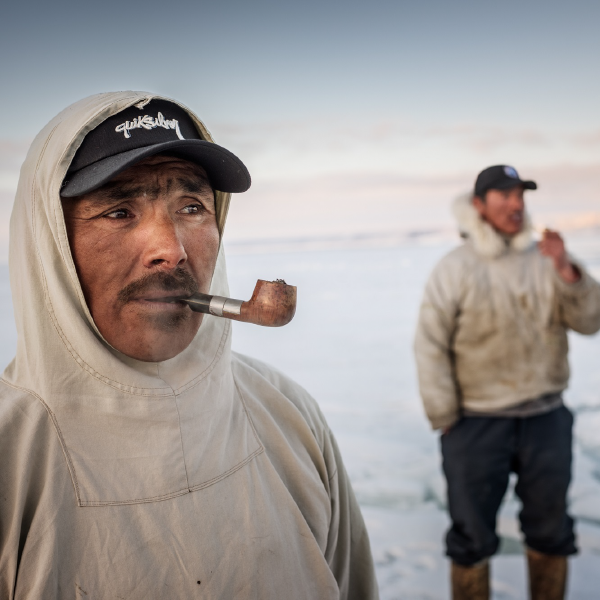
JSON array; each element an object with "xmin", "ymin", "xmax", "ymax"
[
  {"xmin": 2, "ymin": 92, "xmax": 262, "ymax": 506},
  {"xmin": 452, "ymin": 192, "xmax": 534, "ymax": 258}
]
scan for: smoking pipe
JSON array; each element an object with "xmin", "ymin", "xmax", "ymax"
[{"xmin": 161, "ymin": 279, "xmax": 296, "ymax": 327}]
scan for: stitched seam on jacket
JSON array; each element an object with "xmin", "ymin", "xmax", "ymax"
[
  {"xmin": 42, "ymin": 300, "xmax": 174, "ymax": 396},
  {"xmin": 158, "ymin": 364, "xmax": 190, "ymax": 490},
  {"xmin": 79, "ymin": 487, "xmax": 192, "ymax": 507},
  {"xmin": 233, "ymin": 357, "xmax": 325, "ymax": 451},
  {"xmin": 171, "ymin": 319, "xmax": 231, "ymax": 395},
  {"xmin": 78, "ymin": 448, "xmax": 264, "ymax": 506},
  {"xmin": 182, "ymin": 374, "xmax": 266, "ymax": 494},
  {"xmin": 76, "ymin": 374, "xmax": 266, "ymax": 505},
  {"xmin": 78, "ymin": 332, "xmax": 250, "ymax": 504},
  {"xmin": 188, "ymin": 446, "xmax": 263, "ymax": 494},
  {"xmin": 232, "ymin": 374, "xmax": 265, "ymax": 454},
  {"xmin": 31, "ymin": 123, "xmax": 61, "ymax": 239},
  {"xmin": 0, "ymin": 378, "xmax": 82, "ymax": 505}
]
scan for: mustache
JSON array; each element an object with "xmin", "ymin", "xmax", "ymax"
[{"xmin": 117, "ymin": 268, "xmax": 199, "ymax": 304}]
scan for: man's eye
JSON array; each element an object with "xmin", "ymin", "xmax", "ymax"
[
  {"xmin": 180, "ymin": 204, "xmax": 204, "ymax": 214},
  {"xmin": 104, "ymin": 208, "xmax": 131, "ymax": 219}
]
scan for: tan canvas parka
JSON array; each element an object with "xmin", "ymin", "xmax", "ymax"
[
  {"xmin": 414, "ymin": 193, "xmax": 600, "ymax": 430},
  {"xmin": 0, "ymin": 92, "xmax": 378, "ymax": 599}
]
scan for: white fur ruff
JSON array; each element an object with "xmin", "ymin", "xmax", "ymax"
[{"xmin": 452, "ymin": 193, "xmax": 533, "ymax": 258}]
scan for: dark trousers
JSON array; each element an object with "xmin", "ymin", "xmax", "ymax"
[{"xmin": 441, "ymin": 406, "xmax": 577, "ymax": 566}]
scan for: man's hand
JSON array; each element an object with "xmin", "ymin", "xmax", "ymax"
[{"xmin": 538, "ymin": 229, "xmax": 581, "ymax": 284}]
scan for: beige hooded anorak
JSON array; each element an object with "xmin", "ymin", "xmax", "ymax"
[
  {"xmin": 415, "ymin": 194, "xmax": 600, "ymax": 430},
  {"xmin": 0, "ymin": 92, "xmax": 378, "ymax": 600}
]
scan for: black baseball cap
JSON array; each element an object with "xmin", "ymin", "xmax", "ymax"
[
  {"xmin": 61, "ymin": 99, "xmax": 251, "ymax": 197},
  {"xmin": 474, "ymin": 165, "xmax": 537, "ymax": 198}
]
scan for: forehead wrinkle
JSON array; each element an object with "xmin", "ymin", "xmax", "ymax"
[
  {"xmin": 176, "ymin": 176, "xmax": 212, "ymax": 195},
  {"xmin": 80, "ymin": 181, "xmax": 156, "ymax": 207},
  {"xmin": 96, "ymin": 181, "xmax": 161, "ymax": 203}
]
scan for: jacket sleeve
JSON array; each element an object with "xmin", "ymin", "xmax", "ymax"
[
  {"xmin": 413, "ymin": 256, "xmax": 463, "ymax": 430},
  {"xmin": 323, "ymin": 427, "xmax": 380, "ymax": 600},
  {"xmin": 555, "ymin": 259, "xmax": 600, "ymax": 335}
]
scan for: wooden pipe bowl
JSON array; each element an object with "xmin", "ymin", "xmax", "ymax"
[{"xmin": 232, "ymin": 280, "xmax": 297, "ymax": 327}]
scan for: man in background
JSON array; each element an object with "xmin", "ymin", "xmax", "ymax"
[{"xmin": 414, "ymin": 165, "xmax": 600, "ymax": 599}]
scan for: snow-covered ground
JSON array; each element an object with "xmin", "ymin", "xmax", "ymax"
[
  {"xmin": 223, "ymin": 232, "xmax": 600, "ymax": 600},
  {"xmin": 1, "ymin": 232, "xmax": 599, "ymax": 599}
]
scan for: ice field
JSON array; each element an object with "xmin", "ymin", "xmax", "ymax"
[{"xmin": 1, "ymin": 232, "xmax": 599, "ymax": 599}]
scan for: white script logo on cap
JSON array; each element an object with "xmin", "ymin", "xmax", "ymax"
[
  {"xmin": 115, "ymin": 112, "xmax": 184, "ymax": 140},
  {"xmin": 504, "ymin": 166, "xmax": 519, "ymax": 179}
]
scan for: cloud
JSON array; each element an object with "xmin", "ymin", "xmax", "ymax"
[
  {"xmin": 570, "ymin": 130, "xmax": 600, "ymax": 147},
  {"xmin": 0, "ymin": 132, "xmax": 598, "ymax": 262},
  {"xmin": 213, "ymin": 117, "xmax": 556, "ymax": 157},
  {"xmin": 214, "ymin": 118, "xmax": 559, "ymax": 150},
  {"xmin": 224, "ymin": 162, "xmax": 600, "ymax": 244},
  {"xmin": 209, "ymin": 116, "xmax": 600, "ymax": 184}
]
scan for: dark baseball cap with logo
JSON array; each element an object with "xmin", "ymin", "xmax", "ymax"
[
  {"xmin": 61, "ymin": 99, "xmax": 251, "ymax": 197},
  {"xmin": 474, "ymin": 165, "xmax": 537, "ymax": 198}
]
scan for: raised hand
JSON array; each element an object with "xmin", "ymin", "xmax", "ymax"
[{"xmin": 538, "ymin": 229, "xmax": 581, "ymax": 283}]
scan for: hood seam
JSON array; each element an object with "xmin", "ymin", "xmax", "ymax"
[{"xmin": 31, "ymin": 123, "xmax": 61, "ymax": 240}]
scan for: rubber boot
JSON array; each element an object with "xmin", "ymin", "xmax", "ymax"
[
  {"xmin": 451, "ymin": 560, "xmax": 490, "ymax": 600},
  {"xmin": 526, "ymin": 547, "xmax": 567, "ymax": 600}
]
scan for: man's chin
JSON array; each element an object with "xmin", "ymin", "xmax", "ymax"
[
  {"xmin": 496, "ymin": 219, "xmax": 523, "ymax": 236},
  {"xmin": 114, "ymin": 313, "xmax": 204, "ymax": 362},
  {"xmin": 140, "ymin": 307, "xmax": 195, "ymax": 331},
  {"xmin": 104, "ymin": 307, "xmax": 204, "ymax": 362},
  {"xmin": 123, "ymin": 298, "xmax": 198, "ymax": 332},
  {"xmin": 508, "ymin": 225, "xmax": 524, "ymax": 236}
]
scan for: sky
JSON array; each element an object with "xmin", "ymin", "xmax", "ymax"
[{"xmin": 1, "ymin": 0, "xmax": 600, "ymax": 255}]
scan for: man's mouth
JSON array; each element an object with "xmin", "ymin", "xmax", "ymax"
[
  {"xmin": 509, "ymin": 212, "xmax": 523, "ymax": 223},
  {"xmin": 128, "ymin": 290, "xmax": 194, "ymax": 312},
  {"xmin": 139, "ymin": 292, "xmax": 190, "ymax": 307}
]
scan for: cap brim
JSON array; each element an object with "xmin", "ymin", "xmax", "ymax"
[
  {"xmin": 61, "ymin": 139, "xmax": 251, "ymax": 197},
  {"xmin": 494, "ymin": 179, "xmax": 537, "ymax": 191}
]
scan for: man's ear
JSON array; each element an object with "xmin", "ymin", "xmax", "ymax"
[{"xmin": 472, "ymin": 195, "xmax": 486, "ymax": 218}]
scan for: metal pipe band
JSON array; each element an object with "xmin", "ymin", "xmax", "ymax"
[
  {"xmin": 208, "ymin": 296, "xmax": 227, "ymax": 317},
  {"xmin": 222, "ymin": 298, "xmax": 243, "ymax": 315},
  {"xmin": 208, "ymin": 296, "xmax": 243, "ymax": 317}
]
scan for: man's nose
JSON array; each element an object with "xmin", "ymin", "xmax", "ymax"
[{"xmin": 140, "ymin": 215, "xmax": 188, "ymax": 269}]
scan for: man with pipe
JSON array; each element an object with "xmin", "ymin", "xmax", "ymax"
[
  {"xmin": 0, "ymin": 93, "xmax": 378, "ymax": 599},
  {"xmin": 415, "ymin": 166, "xmax": 600, "ymax": 599}
]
